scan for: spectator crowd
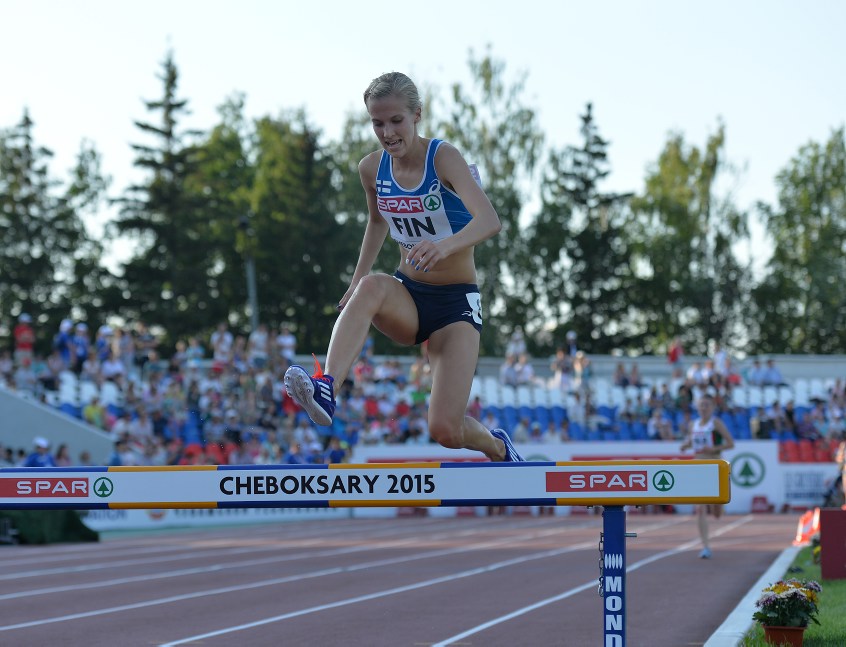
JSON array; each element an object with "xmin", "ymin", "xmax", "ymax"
[{"xmin": 2, "ymin": 314, "xmax": 845, "ymax": 469}]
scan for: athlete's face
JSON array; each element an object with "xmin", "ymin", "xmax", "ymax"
[
  {"xmin": 367, "ymin": 94, "xmax": 419, "ymax": 156},
  {"xmin": 696, "ymin": 397, "xmax": 714, "ymax": 419}
]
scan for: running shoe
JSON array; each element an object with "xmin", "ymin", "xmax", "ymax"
[
  {"xmin": 491, "ymin": 428, "xmax": 525, "ymax": 462},
  {"xmin": 699, "ymin": 547, "xmax": 712, "ymax": 559},
  {"xmin": 284, "ymin": 355, "xmax": 336, "ymax": 426}
]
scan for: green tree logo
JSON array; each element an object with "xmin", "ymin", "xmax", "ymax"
[
  {"xmin": 93, "ymin": 477, "xmax": 114, "ymax": 498},
  {"xmin": 653, "ymin": 470, "xmax": 675, "ymax": 491},
  {"xmin": 423, "ymin": 195, "xmax": 442, "ymax": 211},
  {"xmin": 730, "ymin": 453, "xmax": 765, "ymax": 487}
]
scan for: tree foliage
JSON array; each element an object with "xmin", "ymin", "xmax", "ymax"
[
  {"xmin": 4, "ymin": 48, "xmax": 845, "ymax": 358},
  {"xmin": 752, "ymin": 128, "xmax": 846, "ymax": 353},
  {"xmin": 435, "ymin": 50, "xmax": 543, "ymax": 354},
  {"xmin": 629, "ymin": 124, "xmax": 751, "ymax": 355},
  {"xmin": 0, "ymin": 110, "xmax": 108, "ymax": 348},
  {"xmin": 527, "ymin": 103, "xmax": 635, "ymax": 354}
]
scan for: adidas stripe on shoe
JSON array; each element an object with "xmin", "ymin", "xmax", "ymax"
[
  {"xmin": 490, "ymin": 428, "xmax": 524, "ymax": 462},
  {"xmin": 284, "ymin": 358, "xmax": 336, "ymax": 427}
]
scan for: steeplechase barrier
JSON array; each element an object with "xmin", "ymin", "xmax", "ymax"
[{"xmin": 1, "ymin": 459, "xmax": 730, "ymax": 646}]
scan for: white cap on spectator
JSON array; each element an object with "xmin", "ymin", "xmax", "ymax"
[
  {"xmin": 99, "ymin": 325, "xmax": 113, "ymax": 335},
  {"xmin": 76, "ymin": 322, "xmax": 88, "ymax": 331},
  {"xmin": 60, "ymin": 319, "xmax": 73, "ymax": 332},
  {"xmin": 34, "ymin": 437, "xmax": 50, "ymax": 449}
]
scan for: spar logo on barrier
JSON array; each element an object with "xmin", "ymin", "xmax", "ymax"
[
  {"xmin": 1, "ymin": 477, "xmax": 89, "ymax": 497},
  {"xmin": 546, "ymin": 470, "xmax": 648, "ymax": 492}
]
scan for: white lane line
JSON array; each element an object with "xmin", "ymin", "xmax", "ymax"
[
  {"xmin": 158, "ymin": 518, "xmax": 690, "ymax": 646},
  {"xmin": 0, "ymin": 520, "xmax": 606, "ymax": 632},
  {"xmin": 0, "ymin": 517, "xmax": 490, "ymax": 580},
  {"xmin": 431, "ymin": 515, "xmax": 754, "ymax": 647},
  {"xmin": 0, "ymin": 518, "xmax": 588, "ymax": 601}
]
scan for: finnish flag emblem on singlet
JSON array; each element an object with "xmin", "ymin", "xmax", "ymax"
[{"xmin": 376, "ymin": 179, "xmax": 392, "ymax": 195}]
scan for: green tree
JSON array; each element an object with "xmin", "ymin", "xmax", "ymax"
[
  {"xmin": 247, "ymin": 111, "xmax": 353, "ymax": 352},
  {"xmin": 185, "ymin": 94, "xmax": 255, "ymax": 333},
  {"xmin": 527, "ymin": 103, "xmax": 635, "ymax": 354},
  {"xmin": 630, "ymin": 124, "xmax": 750, "ymax": 354},
  {"xmin": 436, "ymin": 50, "xmax": 543, "ymax": 354},
  {"xmin": 753, "ymin": 127, "xmax": 846, "ymax": 353},
  {"xmin": 0, "ymin": 111, "xmax": 108, "ymax": 348},
  {"xmin": 110, "ymin": 51, "xmax": 216, "ymax": 342}
]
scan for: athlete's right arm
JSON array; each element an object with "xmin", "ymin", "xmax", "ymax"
[{"xmin": 337, "ymin": 153, "xmax": 390, "ymax": 310}]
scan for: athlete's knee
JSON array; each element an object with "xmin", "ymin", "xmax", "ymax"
[{"xmin": 351, "ymin": 274, "xmax": 390, "ymax": 303}]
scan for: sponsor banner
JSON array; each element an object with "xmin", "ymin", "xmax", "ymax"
[
  {"xmin": 0, "ymin": 461, "xmax": 728, "ymax": 509},
  {"xmin": 80, "ymin": 506, "xmax": 347, "ymax": 531},
  {"xmin": 354, "ymin": 440, "xmax": 784, "ymax": 514}
]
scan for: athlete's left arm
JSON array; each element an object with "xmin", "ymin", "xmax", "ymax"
[
  {"xmin": 406, "ymin": 144, "xmax": 501, "ymax": 271},
  {"xmin": 713, "ymin": 418, "xmax": 735, "ymax": 453}
]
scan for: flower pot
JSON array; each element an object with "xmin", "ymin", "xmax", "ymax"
[{"xmin": 762, "ymin": 625, "xmax": 805, "ymax": 646}]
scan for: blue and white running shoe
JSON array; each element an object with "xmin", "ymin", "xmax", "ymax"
[
  {"xmin": 284, "ymin": 356, "xmax": 335, "ymax": 426},
  {"xmin": 491, "ymin": 428, "xmax": 524, "ymax": 462}
]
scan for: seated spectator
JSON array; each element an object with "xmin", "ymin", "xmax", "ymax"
[
  {"xmin": 573, "ymin": 351, "xmax": 591, "ymax": 392},
  {"xmin": 466, "ymin": 396, "xmax": 483, "ymax": 421},
  {"xmin": 528, "ymin": 421, "xmax": 550, "ymax": 443},
  {"xmin": 746, "ymin": 359, "xmax": 767, "ymax": 386},
  {"xmin": 762, "ymin": 359, "xmax": 788, "ymax": 386},
  {"xmin": 511, "ymin": 417, "xmax": 531, "ymax": 443},
  {"xmin": 480, "ymin": 409, "xmax": 500, "ymax": 432},
  {"xmin": 499, "ymin": 354, "xmax": 519, "ymax": 387},
  {"xmin": 324, "ymin": 437, "xmax": 349, "ymax": 463},
  {"xmin": 549, "ymin": 347, "xmax": 572, "ymax": 393},
  {"xmin": 23, "ymin": 437, "xmax": 56, "ymax": 467},
  {"xmin": 647, "ymin": 408, "xmax": 674, "ymax": 441},
  {"xmin": 629, "ymin": 363, "xmax": 643, "ymax": 388},
  {"xmin": 83, "ymin": 396, "xmax": 107, "ymax": 430},
  {"xmin": 285, "ymin": 442, "xmax": 309, "ymax": 464},
  {"xmin": 514, "ymin": 353, "xmax": 535, "ymax": 385},
  {"xmin": 619, "ymin": 398, "xmax": 635, "ymax": 424},
  {"xmin": 764, "ymin": 400, "xmax": 787, "ymax": 437},
  {"xmin": 568, "ymin": 392, "xmax": 587, "ymax": 428},
  {"xmin": 659, "ymin": 383, "xmax": 675, "ymax": 413},
  {"xmin": 613, "ymin": 363, "xmax": 629, "ymax": 388},
  {"xmin": 549, "ymin": 419, "xmax": 569, "ymax": 442}
]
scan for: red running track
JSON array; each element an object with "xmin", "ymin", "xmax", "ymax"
[{"xmin": 0, "ymin": 512, "xmax": 798, "ymax": 646}]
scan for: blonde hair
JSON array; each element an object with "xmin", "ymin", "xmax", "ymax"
[{"xmin": 363, "ymin": 72, "xmax": 422, "ymax": 114}]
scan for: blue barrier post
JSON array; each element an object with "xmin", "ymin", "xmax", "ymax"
[{"xmin": 602, "ymin": 505, "xmax": 626, "ymax": 647}]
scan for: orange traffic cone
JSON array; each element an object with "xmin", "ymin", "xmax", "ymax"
[{"xmin": 793, "ymin": 507, "xmax": 820, "ymax": 546}]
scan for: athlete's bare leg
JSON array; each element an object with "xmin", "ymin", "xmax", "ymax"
[
  {"xmin": 426, "ymin": 322, "xmax": 505, "ymax": 461},
  {"xmin": 323, "ymin": 274, "xmax": 418, "ymax": 389},
  {"xmin": 697, "ymin": 504, "xmax": 710, "ymax": 550}
]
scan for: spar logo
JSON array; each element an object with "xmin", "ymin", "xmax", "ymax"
[
  {"xmin": 546, "ymin": 470, "xmax": 648, "ymax": 492},
  {"xmin": 378, "ymin": 196, "xmax": 425, "ymax": 214},
  {"xmin": 1, "ymin": 477, "xmax": 89, "ymax": 497}
]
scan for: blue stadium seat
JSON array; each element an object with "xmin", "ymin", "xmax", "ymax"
[
  {"xmin": 518, "ymin": 405, "xmax": 534, "ymax": 423},
  {"xmin": 59, "ymin": 402, "xmax": 82, "ymax": 419},
  {"xmin": 533, "ymin": 406, "xmax": 550, "ymax": 428},
  {"xmin": 569, "ymin": 423, "xmax": 585, "ymax": 441},
  {"xmin": 551, "ymin": 405, "xmax": 567, "ymax": 425}
]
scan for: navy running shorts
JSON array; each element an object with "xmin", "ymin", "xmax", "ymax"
[{"xmin": 393, "ymin": 270, "xmax": 483, "ymax": 344}]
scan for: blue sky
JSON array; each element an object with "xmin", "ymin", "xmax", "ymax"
[{"xmin": 2, "ymin": 0, "xmax": 844, "ymax": 270}]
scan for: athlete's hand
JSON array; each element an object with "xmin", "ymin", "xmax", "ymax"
[
  {"xmin": 406, "ymin": 240, "xmax": 445, "ymax": 273},
  {"xmin": 337, "ymin": 279, "xmax": 361, "ymax": 311}
]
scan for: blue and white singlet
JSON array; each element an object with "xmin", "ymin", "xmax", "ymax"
[{"xmin": 375, "ymin": 139, "xmax": 477, "ymax": 250}]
